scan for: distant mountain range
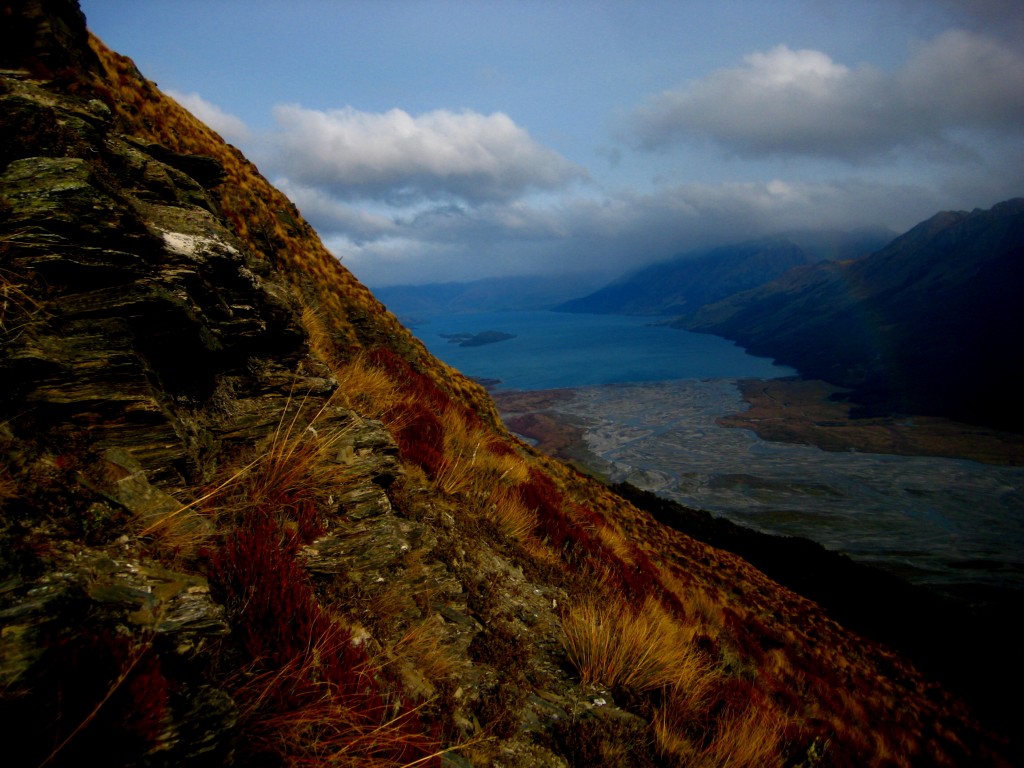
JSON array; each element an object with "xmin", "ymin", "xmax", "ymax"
[
  {"xmin": 686, "ymin": 199, "xmax": 1024, "ymax": 430},
  {"xmin": 373, "ymin": 272, "xmax": 612, "ymax": 321},
  {"xmin": 554, "ymin": 229, "xmax": 893, "ymax": 318},
  {"xmin": 375, "ymin": 229, "xmax": 892, "ymax": 322},
  {"xmin": 376, "ymin": 207, "xmax": 1024, "ymax": 430}
]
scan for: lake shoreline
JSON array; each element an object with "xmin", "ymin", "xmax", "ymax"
[
  {"xmin": 721, "ymin": 377, "xmax": 1024, "ymax": 466},
  {"xmin": 495, "ymin": 375, "xmax": 1024, "ymax": 467}
]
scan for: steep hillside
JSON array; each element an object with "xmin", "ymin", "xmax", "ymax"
[
  {"xmin": 687, "ymin": 201, "xmax": 1024, "ymax": 429},
  {"xmin": 0, "ymin": 2, "xmax": 1014, "ymax": 766},
  {"xmin": 556, "ymin": 230, "xmax": 890, "ymax": 319}
]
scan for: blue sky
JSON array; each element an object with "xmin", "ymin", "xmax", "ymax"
[{"xmin": 83, "ymin": 1, "xmax": 1024, "ymax": 287}]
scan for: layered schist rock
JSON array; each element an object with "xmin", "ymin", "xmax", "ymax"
[
  {"xmin": 0, "ymin": 2, "xmax": 1017, "ymax": 767},
  {"xmin": 0, "ymin": 19, "xmax": 399, "ymax": 761}
]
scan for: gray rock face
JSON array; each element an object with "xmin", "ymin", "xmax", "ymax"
[
  {"xmin": 0, "ymin": 67, "xmax": 311, "ymax": 490},
  {"xmin": 0, "ymin": 51, "xmax": 342, "ymax": 767}
]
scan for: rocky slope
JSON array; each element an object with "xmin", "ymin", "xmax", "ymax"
[
  {"xmin": 686, "ymin": 201, "xmax": 1024, "ymax": 429},
  {"xmin": 0, "ymin": 2, "xmax": 1016, "ymax": 766}
]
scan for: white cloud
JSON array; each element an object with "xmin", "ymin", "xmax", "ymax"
[
  {"xmin": 266, "ymin": 105, "xmax": 588, "ymax": 204},
  {"xmin": 167, "ymin": 90, "xmax": 251, "ymax": 144},
  {"xmin": 630, "ymin": 31, "xmax": 1024, "ymax": 160},
  {"xmin": 274, "ymin": 179, "xmax": 400, "ymax": 244},
  {"xmin": 899, "ymin": 30, "xmax": 1024, "ymax": 126}
]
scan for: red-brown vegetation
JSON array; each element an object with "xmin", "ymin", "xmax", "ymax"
[{"xmin": 6, "ymin": 631, "xmax": 170, "ymax": 768}]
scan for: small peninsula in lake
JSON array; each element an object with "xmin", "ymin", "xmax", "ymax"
[{"xmin": 441, "ymin": 330, "xmax": 517, "ymax": 347}]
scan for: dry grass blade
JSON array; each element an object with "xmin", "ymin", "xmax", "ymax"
[
  {"xmin": 37, "ymin": 641, "xmax": 152, "ymax": 768},
  {"xmin": 137, "ymin": 455, "xmax": 260, "ymax": 538},
  {"xmin": 0, "ymin": 266, "xmax": 46, "ymax": 341}
]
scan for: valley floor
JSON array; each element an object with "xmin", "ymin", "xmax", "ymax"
[
  {"xmin": 720, "ymin": 377, "xmax": 1024, "ymax": 466},
  {"xmin": 495, "ymin": 377, "xmax": 1024, "ymax": 597}
]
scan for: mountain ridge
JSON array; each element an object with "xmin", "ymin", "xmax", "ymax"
[
  {"xmin": 555, "ymin": 229, "xmax": 893, "ymax": 318},
  {"xmin": 686, "ymin": 199, "xmax": 1024, "ymax": 429}
]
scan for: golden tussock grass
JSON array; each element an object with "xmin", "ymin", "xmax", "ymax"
[
  {"xmin": 482, "ymin": 485, "xmax": 537, "ymax": 541},
  {"xmin": 587, "ymin": 517, "xmax": 634, "ymax": 565},
  {"xmin": 245, "ymin": 392, "xmax": 355, "ymax": 505},
  {"xmin": 301, "ymin": 303, "xmax": 341, "ymax": 368},
  {"xmin": 421, "ymin": 405, "xmax": 540, "ymax": 541},
  {"xmin": 653, "ymin": 675, "xmax": 786, "ymax": 767},
  {"xmin": 561, "ymin": 596, "xmax": 704, "ymax": 693},
  {"xmin": 333, "ymin": 354, "xmax": 401, "ymax": 417},
  {"xmin": 559, "ymin": 589, "xmax": 792, "ymax": 765},
  {"xmin": 434, "ymin": 407, "xmax": 528, "ymax": 491},
  {"xmin": 696, "ymin": 705, "xmax": 786, "ymax": 768},
  {"xmin": 389, "ymin": 619, "xmax": 461, "ymax": 692}
]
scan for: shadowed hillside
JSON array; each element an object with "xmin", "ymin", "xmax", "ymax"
[
  {"xmin": 556, "ymin": 230, "xmax": 891, "ymax": 319},
  {"xmin": 0, "ymin": 2, "xmax": 1016, "ymax": 766},
  {"xmin": 686, "ymin": 201, "xmax": 1024, "ymax": 430}
]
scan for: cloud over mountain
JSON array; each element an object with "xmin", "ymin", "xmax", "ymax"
[
  {"xmin": 266, "ymin": 105, "xmax": 587, "ymax": 204},
  {"xmin": 630, "ymin": 30, "xmax": 1024, "ymax": 160},
  {"xmin": 306, "ymin": 177, "xmax": 941, "ymax": 287},
  {"xmin": 163, "ymin": 21, "xmax": 1022, "ymax": 289}
]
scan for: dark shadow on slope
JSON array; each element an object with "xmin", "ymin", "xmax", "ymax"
[{"xmin": 611, "ymin": 481, "xmax": 1024, "ymax": 758}]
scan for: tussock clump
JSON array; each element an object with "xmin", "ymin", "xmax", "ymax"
[
  {"xmin": 561, "ymin": 597, "xmax": 703, "ymax": 694},
  {"xmin": 332, "ymin": 351, "xmax": 401, "ymax": 416}
]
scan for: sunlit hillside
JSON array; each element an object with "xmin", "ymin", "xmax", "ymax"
[{"xmin": 0, "ymin": 2, "xmax": 1013, "ymax": 765}]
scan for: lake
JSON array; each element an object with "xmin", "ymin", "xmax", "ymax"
[
  {"xmin": 408, "ymin": 310, "xmax": 795, "ymax": 389},
  {"xmin": 407, "ymin": 310, "xmax": 1024, "ymax": 599}
]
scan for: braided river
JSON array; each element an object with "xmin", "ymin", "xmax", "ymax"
[{"xmin": 411, "ymin": 310, "xmax": 1024, "ymax": 598}]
